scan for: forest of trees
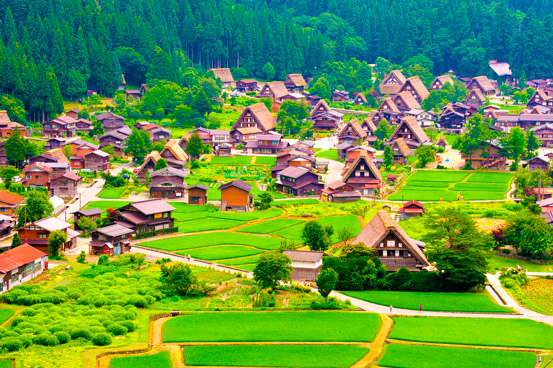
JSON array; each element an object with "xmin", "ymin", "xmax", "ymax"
[{"xmin": 0, "ymin": 0, "xmax": 552, "ymax": 123}]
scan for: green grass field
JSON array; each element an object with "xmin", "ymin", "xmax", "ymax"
[
  {"xmin": 177, "ymin": 218, "xmax": 245, "ymax": 233},
  {"xmin": 388, "ymin": 171, "xmax": 513, "ymax": 201},
  {"xmin": 271, "ymin": 199, "xmax": 320, "ymax": 206},
  {"xmin": 84, "ymin": 200, "xmax": 130, "ymax": 212},
  {"xmin": 390, "ymin": 317, "xmax": 553, "ymax": 349},
  {"xmin": 176, "ymin": 245, "xmax": 264, "ymax": 260},
  {"xmin": 0, "ymin": 308, "xmax": 15, "ymax": 324},
  {"xmin": 238, "ymin": 218, "xmax": 305, "ymax": 234},
  {"xmin": 255, "ymin": 156, "xmax": 277, "ymax": 165},
  {"xmin": 210, "ymin": 156, "xmax": 254, "ymax": 165},
  {"xmin": 379, "ymin": 344, "xmax": 536, "ymax": 368},
  {"xmin": 163, "ymin": 312, "xmax": 381, "ymax": 342},
  {"xmin": 272, "ymin": 215, "xmax": 362, "ymax": 243},
  {"xmin": 97, "ymin": 187, "xmax": 125, "ymax": 199},
  {"xmin": 139, "ymin": 232, "xmax": 281, "ymax": 251},
  {"xmin": 183, "ymin": 345, "xmax": 369, "ymax": 368},
  {"xmin": 218, "ymin": 254, "xmax": 261, "ymax": 265},
  {"xmin": 0, "ymin": 361, "xmax": 11, "ymax": 368},
  {"xmin": 316, "ymin": 149, "xmax": 339, "ymax": 161},
  {"xmin": 341, "ymin": 291, "xmax": 511, "ymax": 313},
  {"xmin": 489, "ymin": 255, "xmax": 553, "ymax": 272},
  {"xmin": 109, "ymin": 351, "xmax": 172, "ymax": 368}
]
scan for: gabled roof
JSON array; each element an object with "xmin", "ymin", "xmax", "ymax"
[
  {"xmin": 95, "ymin": 112, "xmax": 125, "ymax": 121},
  {"xmin": 469, "ymin": 76, "xmax": 496, "ymax": 93},
  {"xmin": 311, "ymin": 99, "xmax": 332, "ymax": 116},
  {"xmin": 285, "ymin": 74, "xmax": 307, "ymax": 87},
  {"xmin": 353, "ymin": 210, "xmax": 429, "ymax": 266},
  {"xmin": 327, "ymin": 180, "xmax": 348, "ymax": 191},
  {"xmin": 391, "ymin": 138, "xmax": 411, "ymax": 157},
  {"xmin": 378, "ymin": 97, "xmax": 400, "ymax": 113},
  {"xmin": 219, "ymin": 179, "xmax": 252, "ymax": 193},
  {"xmin": 354, "ymin": 93, "xmax": 368, "ymax": 103},
  {"xmin": 188, "ymin": 184, "xmax": 209, "ymax": 191},
  {"xmin": 46, "ymin": 148, "xmax": 70, "ymax": 164},
  {"xmin": 33, "ymin": 216, "xmax": 71, "ymax": 232},
  {"xmin": 393, "ymin": 91, "xmax": 421, "ymax": 110},
  {"xmin": 261, "ymin": 81, "xmax": 288, "ymax": 100},
  {"xmin": 74, "ymin": 208, "xmax": 103, "ymax": 216},
  {"xmin": 531, "ymin": 123, "xmax": 553, "ymax": 132},
  {"xmin": 128, "ymin": 199, "xmax": 176, "ymax": 215},
  {"xmin": 209, "ymin": 68, "xmax": 234, "ymax": 83},
  {"xmin": 380, "ymin": 70, "xmax": 407, "ymax": 95},
  {"xmin": 432, "ymin": 75, "xmax": 454, "ymax": 87},
  {"xmin": 489, "ymin": 61, "xmax": 512, "ymax": 77},
  {"xmin": 399, "ymin": 200, "xmax": 425, "ymax": 213},
  {"xmin": 466, "ymin": 89, "xmax": 486, "ymax": 104},
  {"xmin": 50, "ymin": 171, "xmax": 82, "ymax": 182},
  {"xmin": 283, "ymin": 250, "xmax": 324, "ymax": 263},
  {"xmin": 161, "ymin": 140, "xmax": 189, "ymax": 162},
  {"xmin": 342, "ymin": 151, "xmax": 382, "ymax": 183},
  {"xmin": 50, "ymin": 115, "xmax": 78, "ymax": 125},
  {"xmin": 150, "ymin": 166, "xmax": 187, "ymax": 178},
  {"xmin": 84, "ymin": 149, "xmax": 110, "ymax": 158},
  {"xmin": 401, "ymin": 76, "xmax": 430, "ymax": 101},
  {"xmin": 0, "ymin": 244, "xmax": 47, "ymax": 273},
  {"xmin": 137, "ymin": 151, "xmax": 161, "ymax": 173},
  {"xmin": 0, "ymin": 191, "xmax": 25, "ymax": 205},
  {"xmin": 279, "ymin": 166, "xmax": 315, "ymax": 179},
  {"xmin": 238, "ymin": 103, "xmax": 277, "ymax": 132},
  {"xmin": 390, "ymin": 116, "xmax": 430, "ymax": 144},
  {"xmin": 95, "ymin": 224, "xmax": 135, "ymax": 237},
  {"xmin": 22, "ymin": 162, "xmax": 52, "ymax": 174},
  {"xmin": 340, "ymin": 119, "xmax": 367, "ymax": 139}
]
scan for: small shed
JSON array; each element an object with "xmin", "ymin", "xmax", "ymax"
[
  {"xmin": 220, "ymin": 180, "xmax": 254, "ymax": 212},
  {"xmin": 73, "ymin": 209, "xmax": 103, "ymax": 230},
  {"xmin": 283, "ymin": 250, "xmax": 325, "ymax": 281},
  {"xmin": 398, "ymin": 200, "xmax": 425, "ymax": 220},
  {"xmin": 188, "ymin": 184, "xmax": 209, "ymax": 205}
]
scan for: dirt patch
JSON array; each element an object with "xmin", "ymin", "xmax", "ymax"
[{"xmin": 475, "ymin": 218, "xmax": 505, "ymax": 233}]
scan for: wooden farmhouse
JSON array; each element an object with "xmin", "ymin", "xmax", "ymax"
[
  {"xmin": 528, "ymin": 90, "xmax": 553, "ymax": 108},
  {"xmin": 338, "ymin": 119, "xmax": 367, "ymax": 145},
  {"xmin": 220, "ymin": 180, "xmax": 254, "ymax": 212},
  {"xmin": 160, "ymin": 140, "xmax": 189, "ymax": 169},
  {"xmin": 75, "ymin": 118, "xmax": 92, "ymax": 135},
  {"xmin": 73, "ymin": 209, "xmax": 103, "ymax": 230},
  {"xmin": 388, "ymin": 116, "xmax": 431, "ymax": 152},
  {"xmin": 465, "ymin": 89, "xmax": 486, "ymax": 108},
  {"xmin": 353, "ymin": 93, "xmax": 368, "ymax": 105},
  {"xmin": 438, "ymin": 103, "xmax": 475, "ymax": 134},
  {"xmin": 95, "ymin": 112, "xmax": 126, "ymax": 132},
  {"xmin": 360, "ymin": 115, "xmax": 379, "ymax": 146},
  {"xmin": 332, "ymin": 90, "xmax": 350, "ymax": 103},
  {"xmin": 235, "ymin": 79, "xmax": 258, "ymax": 93},
  {"xmin": 149, "ymin": 166, "xmax": 187, "ymax": 199},
  {"xmin": 405, "ymin": 109, "xmax": 436, "ymax": 127},
  {"xmin": 0, "ymin": 244, "xmax": 48, "ymax": 293},
  {"xmin": 83, "ymin": 150, "xmax": 110, "ymax": 172},
  {"xmin": 320, "ymin": 180, "xmax": 361, "ymax": 203},
  {"xmin": 399, "ymin": 76, "xmax": 429, "ymax": 104},
  {"xmin": 530, "ymin": 124, "xmax": 553, "ymax": 147},
  {"xmin": 344, "ymin": 146, "xmax": 376, "ymax": 166},
  {"xmin": 245, "ymin": 132, "xmax": 289, "ymax": 155},
  {"xmin": 461, "ymin": 141, "xmax": 507, "ymax": 169},
  {"xmin": 430, "ymin": 75, "xmax": 454, "ymax": 90},
  {"xmin": 283, "ymin": 250, "xmax": 325, "ymax": 281},
  {"xmin": 231, "ymin": 103, "xmax": 277, "ymax": 143},
  {"xmin": 18, "ymin": 217, "xmax": 79, "ymax": 254},
  {"xmin": 498, "ymin": 115, "xmax": 553, "ymax": 131},
  {"xmin": 115, "ymin": 199, "xmax": 176, "ymax": 233},
  {"xmin": 89, "ymin": 224, "xmax": 134, "ymax": 256},
  {"xmin": 310, "ymin": 100, "xmax": 344, "ymax": 131},
  {"xmin": 392, "ymin": 91, "xmax": 421, "ymax": 112},
  {"xmin": 99, "ymin": 127, "xmax": 131, "ymax": 156},
  {"xmin": 352, "ymin": 210, "xmax": 430, "ymax": 271},
  {"xmin": 50, "ymin": 171, "xmax": 81, "ymax": 198},
  {"xmin": 336, "ymin": 142, "xmax": 354, "ymax": 161},
  {"xmin": 0, "ymin": 110, "xmax": 25, "ymax": 138},
  {"xmin": 124, "ymin": 89, "xmax": 142, "ymax": 101},
  {"xmin": 377, "ymin": 97, "xmax": 404, "ymax": 124},
  {"xmin": 258, "ymin": 81, "xmax": 288, "ymax": 101},
  {"xmin": 214, "ymin": 143, "xmax": 232, "ymax": 157},
  {"xmin": 45, "ymin": 137, "xmax": 66, "ymax": 150},
  {"xmin": 188, "ymin": 184, "xmax": 209, "ymax": 205},
  {"xmin": 272, "ymin": 150, "xmax": 315, "ymax": 177},
  {"xmin": 42, "ymin": 162, "xmax": 69, "ymax": 179},
  {"xmin": 0, "ymin": 191, "xmax": 24, "ymax": 216},
  {"xmin": 399, "ymin": 200, "xmax": 425, "ymax": 220},
  {"xmin": 0, "ymin": 214, "xmax": 14, "ymax": 240},
  {"xmin": 22, "ymin": 163, "xmax": 52, "ymax": 189},
  {"xmin": 284, "ymin": 74, "xmax": 307, "ymax": 93},
  {"xmin": 43, "ymin": 115, "xmax": 77, "ymax": 138},
  {"xmin": 136, "ymin": 151, "xmax": 161, "ymax": 182},
  {"xmin": 527, "ymin": 156, "xmax": 549, "ymax": 172},
  {"xmin": 467, "ymin": 76, "xmax": 497, "ymax": 96},
  {"xmin": 209, "ymin": 68, "xmax": 234, "ymax": 88},
  {"xmin": 379, "ymin": 70, "xmax": 406, "ymax": 96},
  {"xmin": 389, "ymin": 138, "xmax": 411, "ymax": 166},
  {"xmin": 341, "ymin": 150, "xmax": 382, "ymax": 197},
  {"xmin": 276, "ymin": 166, "xmax": 323, "ymax": 196}
]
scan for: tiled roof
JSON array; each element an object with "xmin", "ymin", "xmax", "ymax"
[
  {"xmin": 283, "ymin": 250, "xmax": 324, "ymax": 263},
  {"xmin": 34, "ymin": 216, "xmax": 71, "ymax": 232},
  {"xmin": 0, "ymin": 244, "xmax": 46, "ymax": 273},
  {"xmin": 130, "ymin": 199, "xmax": 176, "ymax": 215},
  {"xmin": 0, "ymin": 191, "xmax": 25, "ymax": 205},
  {"xmin": 219, "ymin": 179, "xmax": 252, "ymax": 193}
]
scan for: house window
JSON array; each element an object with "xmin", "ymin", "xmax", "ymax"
[
  {"xmin": 398, "ymin": 243, "xmax": 402, "ymax": 247},
  {"xmin": 379, "ymin": 243, "xmax": 384, "ymax": 247},
  {"xmin": 387, "ymin": 240, "xmax": 394, "ymax": 247},
  {"xmin": 38, "ymin": 233, "xmax": 47, "ymax": 239},
  {"xmin": 382, "ymin": 250, "xmax": 387, "ymax": 257}
]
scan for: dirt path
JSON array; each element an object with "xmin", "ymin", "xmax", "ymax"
[{"xmin": 351, "ymin": 314, "xmax": 394, "ymax": 368}]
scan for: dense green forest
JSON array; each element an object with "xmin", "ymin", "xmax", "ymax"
[{"xmin": 0, "ymin": 0, "xmax": 551, "ymax": 122}]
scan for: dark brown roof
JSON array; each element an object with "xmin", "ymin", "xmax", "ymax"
[
  {"xmin": 95, "ymin": 112, "xmax": 125, "ymax": 121},
  {"xmin": 95, "ymin": 224, "xmax": 135, "ymax": 237},
  {"xmin": 150, "ymin": 166, "xmax": 187, "ymax": 178},
  {"xmin": 50, "ymin": 171, "xmax": 82, "ymax": 182},
  {"xmin": 74, "ymin": 209, "xmax": 103, "ymax": 216},
  {"xmin": 188, "ymin": 184, "xmax": 209, "ymax": 191},
  {"xmin": 279, "ymin": 166, "xmax": 314, "ymax": 179},
  {"xmin": 401, "ymin": 76, "xmax": 430, "ymax": 101},
  {"xmin": 219, "ymin": 179, "xmax": 252, "ymax": 193},
  {"xmin": 283, "ymin": 250, "xmax": 325, "ymax": 263}
]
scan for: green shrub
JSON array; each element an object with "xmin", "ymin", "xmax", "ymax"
[
  {"xmin": 54, "ymin": 331, "xmax": 70, "ymax": 344},
  {"xmin": 92, "ymin": 333, "xmax": 112, "ymax": 346},
  {"xmin": 106, "ymin": 323, "xmax": 128, "ymax": 336},
  {"xmin": 268, "ymin": 291, "xmax": 276, "ymax": 307},
  {"xmin": 70, "ymin": 329, "xmax": 92, "ymax": 340},
  {"xmin": 34, "ymin": 333, "xmax": 59, "ymax": 346},
  {"xmin": 119, "ymin": 320, "xmax": 136, "ymax": 332},
  {"xmin": 1, "ymin": 337, "xmax": 22, "ymax": 351},
  {"xmin": 19, "ymin": 334, "xmax": 32, "ymax": 348},
  {"xmin": 311, "ymin": 299, "xmax": 340, "ymax": 310},
  {"xmin": 262, "ymin": 292, "xmax": 269, "ymax": 308}
]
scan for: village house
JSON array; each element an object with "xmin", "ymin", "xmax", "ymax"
[
  {"xmin": 272, "ymin": 149, "xmax": 316, "ymax": 177},
  {"xmin": 341, "ymin": 150, "xmax": 382, "ymax": 197},
  {"xmin": 344, "ymin": 146, "xmax": 376, "ymax": 167},
  {"xmin": 258, "ymin": 81, "xmax": 288, "ymax": 101},
  {"xmin": 99, "ymin": 127, "xmax": 131, "ymax": 156},
  {"xmin": 89, "ymin": 224, "xmax": 134, "ymax": 256},
  {"xmin": 320, "ymin": 180, "xmax": 361, "ymax": 203},
  {"xmin": 73, "ymin": 142, "xmax": 98, "ymax": 159},
  {"xmin": 220, "ymin": 180, "xmax": 254, "ymax": 212},
  {"xmin": 437, "ymin": 103, "xmax": 476, "ymax": 134},
  {"xmin": 245, "ymin": 132, "xmax": 289, "ymax": 155},
  {"xmin": 66, "ymin": 109, "xmax": 79, "ymax": 119},
  {"xmin": 115, "ymin": 199, "xmax": 176, "ymax": 234},
  {"xmin": 462, "ymin": 140, "xmax": 507, "ymax": 169},
  {"xmin": 149, "ymin": 167, "xmax": 187, "ymax": 199},
  {"xmin": 303, "ymin": 93, "xmax": 321, "ymax": 107},
  {"xmin": 214, "ymin": 143, "xmax": 232, "ymax": 157},
  {"xmin": 362, "ymin": 111, "xmax": 382, "ymax": 131},
  {"xmin": 150, "ymin": 127, "xmax": 171, "ymax": 142},
  {"xmin": 124, "ymin": 89, "xmax": 142, "ymax": 101},
  {"xmin": 310, "ymin": 100, "xmax": 344, "ymax": 131},
  {"xmin": 389, "ymin": 138, "xmax": 412, "ymax": 166},
  {"xmin": 353, "ymin": 93, "xmax": 368, "ymax": 106},
  {"xmin": 0, "ymin": 244, "xmax": 48, "ymax": 293},
  {"xmin": 83, "ymin": 150, "xmax": 110, "ymax": 172},
  {"xmin": 465, "ymin": 89, "xmax": 487, "ymax": 109},
  {"xmin": 280, "ymin": 93, "xmax": 306, "ymax": 103},
  {"xmin": 160, "ymin": 139, "xmax": 189, "ymax": 169},
  {"xmin": 0, "ymin": 191, "xmax": 24, "ymax": 216},
  {"xmin": 45, "ymin": 137, "xmax": 66, "ymax": 150},
  {"xmin": 50, "ymin": 171, "xmax": 81, "ymax": 198},
  {"xmin": 96, "ymin": 112, "xmax": 126, "ymax": 132},
  {"xmin": 231, "ymin": 103, "xmax": 277, "ymax": 143},
  {"xmin": 405, "ymin": 109, "xmax": 435, "ymax": 127},
  {"xmin": 276, "ymin": 166, "xmax": 323, "ymax": 196},
  {"xmin": 352, "ymin": 210, "xmax": 430, "ymax": 271},
  {"xmin": 529, "ymin": 123, "xmax": 553, "ymax": 147},
  {"xmin": 489, "ymin": 60, "xmax": 512, "ymax": 84},
  {"xmin": 435, "ymin": 135, "xmax": 448, "ymax": 149},
  {"xmin": 187, "ymin": 184, "xmax": 209, "ymax": 205},
  {"xmin": 430, "ymin": 75, "xmax": 454, "ymax": 90},
  {"xmin": 332, "ymin": 90, "xmax": 350, "ymax": 103},
  {"xmin": 209, "ymin": 68, "xmax": 234, "ymax": 88},
  {"xmin": 73, "ymin": 209, "xmax": 103, "ymax": 230},
  {"xmin": 379, "ymin": 70, "xmax": 407, "ymax": 96},
  {"xmin": 235, "ymin": 79, "xmax": 258, "ymax": 93},
  {"xmin": 283, "ymin": 250, "xmax": 325, "ymax": 281},
  {"xmin": 392, "ymin": 91, "xmax": 421, "ymax": 112},
  {"xmin": 43, "ymin": 115, "xmax": 77, "ymax": 138},
  {"xmin": 388, "ymin": 116, "xmax": 431, "ymax": 152},
  {"xmin": 0, "ymin": 110, "xmax": 25, "ymax": 138},
  {"xmin": 75, "ymin": 118, "xmax": 92, "ymax": 135},
  {"xmin": 27, "ymin": 154, "xmax": 57, "ymax": 166},
  {"xmin": 399, "ymin": 200, "xmax": 425, "ymax": 220},
  {"xmin": 284, "ymin": 74, "xmax": 307, "ymax": 93},
  {"xmin": 189, "ymin": 127, "xmax": 213, "ymax": 145},
  {"xmin": 336, "ymin": 142, "xmax": 354, "ymax": 161},
  {"xmin": 0, "ymin": 214, "xmax": 14, "ymax": 239},
  {"xmin": 136, "ymin": 151, "xmax": 161, "ymax": 182},
  {"xmin": 399, "ymin": 76, "xmax": 430, "ymax": 103},
  {"xmin": 377, "ymin": 97, "xmax": 404, "ymax": 124},
  {"xmin": 338, "ymin": 119, "xmax": 367, "ymax": 145},
  {"xmin": 527, "ymin": 156, "xmax": 549, "ymax": 172},
  {"xmin": 18, "ymin": 216, "xmax": 80, "ymax": 254},
  {"xmin": 42, "ymin": 163, "xmax": 69, "ymax": 179},
  {"xmin": 528, "ymin": 90, "xmax": 553, "ymax": 108},
  {"xmin": 467, "ymin": 76, "xmax": 497, "ymax": 96},
  {"xmin": 499, "ymin": 115, "xmax": 553, "ymax": 131},
  {"xmin": 22, "ymin": 163, "xmax": 52, "ymax": 189}
]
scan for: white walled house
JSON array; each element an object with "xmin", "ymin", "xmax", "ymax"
[{"xmin": 0, "ymin": 244, "xmax": 48, "ymax": 293}]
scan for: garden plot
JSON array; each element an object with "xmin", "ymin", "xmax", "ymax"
[
  {"xmin": 238, "ymin": 218, "xmax": 305, "ymax": 234},
  {"xmin": 97, "ymin": 188, "xmax": 126, "ymax": 199},
  {"xmin": 163, "ymin": 311, "xmax": 381, "ymax": 342},
  {"xmin": 378, "ymin": 344, "xmax": 536, "ymax": 368},
  {"xmin": 177, "ymin": 218, "xmax": 246, "ymax": 233},
  {"xmin": 341, "ymin": 290, "xmax": 511, "ymax": 313},
  {"xmin": 388, "ymin": 171, "xmax": 513, "ymax": 201},
  {"xmin": 176, "ymin": 245, "xmax": 263, "ymax": 260},
  {"xmin": 109, "ymin": 351, "xmax": 172, "ymax": 368},
  {"xmin": 84, "ymin": 200, "xmax": 130, "ymax": 213},
  {"xmin": 272, "ymin": 215, "xmax": 362, "ymax": 243},
  {"xmin": 183, "ymin": 345, "xmax": 369, "ymax": 368}
]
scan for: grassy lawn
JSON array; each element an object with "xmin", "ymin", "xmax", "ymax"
[
  {"xmin": 176, "ymin": 245, "xmax": 264, "ymax": 260},
  {"xmin": 109, "ymin": 351, "xmax": 172, "ymax": 368},
  {"xmin": 316, "ymin": 149, "xmax": 339, "ymax": 161},
  {"xmin": 521, "ymin": 278, "xmax": 553, "ymax": 315},
  {"xmin": 183, "ymin": 345, "xmax": 369, "ymax": 368},
  {"xmin": 84, "ymin": 200, "xmax": 130, "ymax": 212},
  {"xmin": 272, "ymin": 215, "xmax": 362, "ymax": 244},
  {"xmin": 379, "ymin": 344, "xmax": 536, "ymax": 368},
  {"xmin": 0, "ymin": 361, "xmax": 11, "ymax": 368},
  {"xmin": 0, "ymin": 308, "xmax": 15, "ymax": 324},
  {"xmin": 218, "ymin": 254, "xmax": 261, "ymax": 265},
  {"xmin": 211, "ymin": 208, "xmax": 283, "ymax": 221},
  {"xmin": 390, "ymin": 317, "xmax": 553, "ymax": 349},
  {"xmin": 177, "ymin": 218, "xmax": 245, "ymax": 233},
  {"xmin": 389, "ymin": 171, "xmax": 513, "ymax": 201},
  {"xmin": 271, "ymin": 199, "xmax": 320, "ymax": 206},
  {"xmin": 488, "ymin": 255, "xmax": 553, "ymax": 272},
  {"xmin": 97, "ymin": 188, "xmax": 125, "ymax": 199},
  {"xmin": 139, "ymin": 232, "xmax": 281, "ymax": 251},
  {"xmin": 238, "ymin": 219, "xmax": 305, "ymax": 234},
  {"xmin": 163, "ymin": 312, "xmax": 381, "ymax": 342},
  {"xmin": 255, "ymin": 156, "xmax": 277, "ymax": 165},
  {"xmin": 341, "ymin": 290, "xmax": 511, "ymax": 313},
  {"xmin": 210, "ymin": 156, "xmax": 253, "ymax": 165}
]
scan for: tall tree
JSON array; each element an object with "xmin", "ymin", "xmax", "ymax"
[{"xmin": 125, "ymin": 129, "xmax": 152, "ymax": 163}]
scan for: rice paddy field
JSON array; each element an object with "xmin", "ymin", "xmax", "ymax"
[
  {"xmin": 0, "ymin": 308, "xmax": 15, "ymax": 324},
  {"xmin": 0, "ymin": 361, "xmax": 11, "ymax": 368},
  {"xmin": 388, "ymin": 171, "xmax": 513, "ymax": 201},
  {"xmin": 109, "ymin": 351, "xmax": 172, "ymax": 368}
]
